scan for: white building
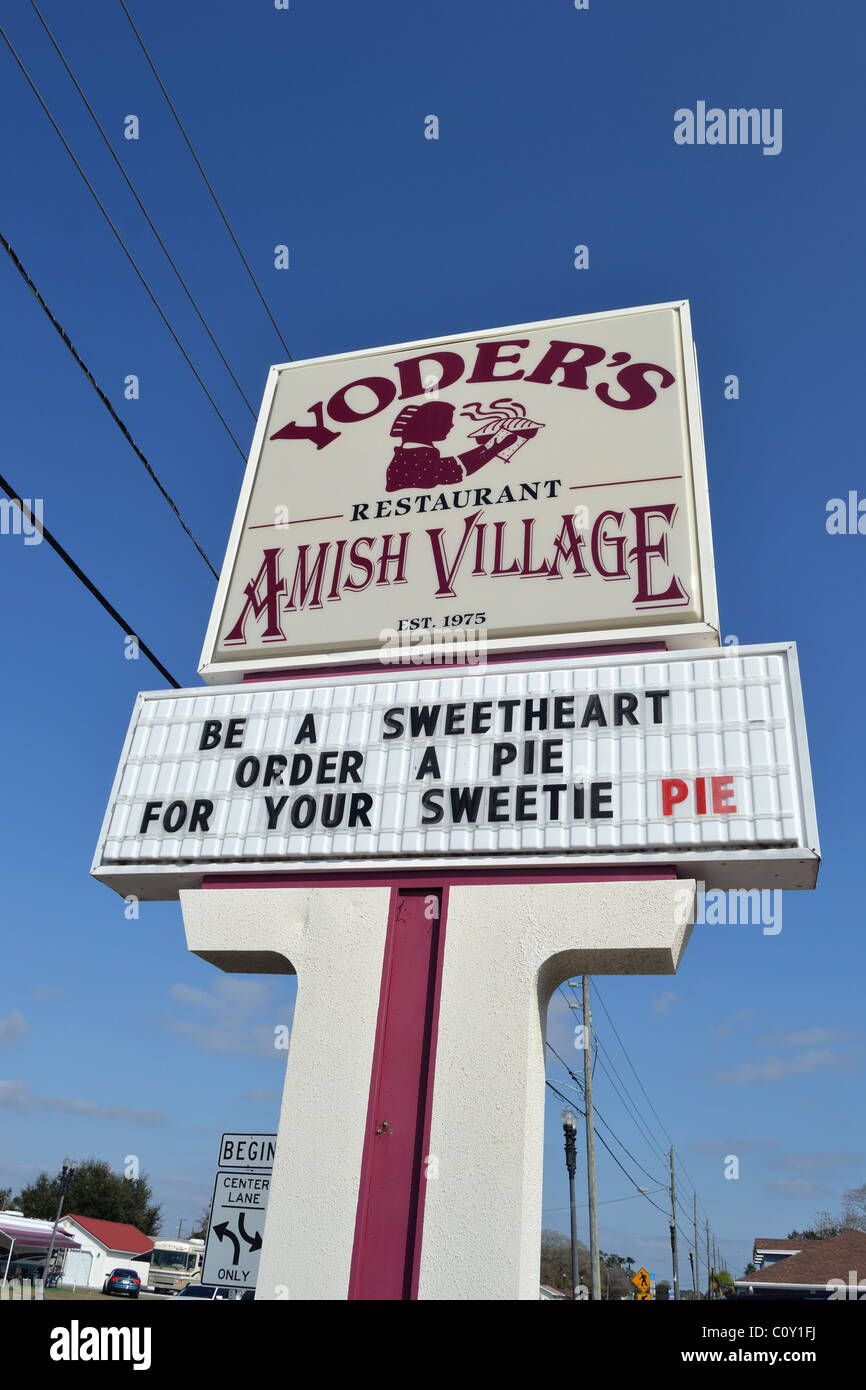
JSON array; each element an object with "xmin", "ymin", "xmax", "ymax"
[{"xmin": 57, "ymin": 1214, "xmax": 153, "ymax": 1290}]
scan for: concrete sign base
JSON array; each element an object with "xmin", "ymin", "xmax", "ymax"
[{"xmin": 180, "ymin": 875, "xmax": 694, "ymax": 1301}]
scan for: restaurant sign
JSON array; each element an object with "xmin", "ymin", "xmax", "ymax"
[{"xmin": 199, "ymin": 302, "xmax": 719, "ymax": 680}]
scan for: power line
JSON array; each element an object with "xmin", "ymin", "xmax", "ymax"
[
  {"xmin": 565, "ymin": 980, "xmax": 664, "ymax": 1155},
  {"xmin": 559, "ymin": 983, "xmax": 725, "ymax": 1267},
  {"xmin": 0, "ymin": 22, "xmax": 248, "ymax": 460},
  {"xmin": 549, "ymin": 1078, "xmax": 706, "ymax": 1274},
  {"xmin": 0, "ymin": 475, "xmax": 180, "ymax": 688},
  {"xmin": 543, "ymin": 1189, "xmax": 667, "ymax": 1214},
  {"xmin": 0, "ymin": 231, "xmax": 218, "ymax": 579},
  {"xmin": 547, "ymin": 1035, "xmax": 667, "ymax": 1188},
  {"xmin": 547, "ymin": 1056, "xmax": 667, "ymax": 1191},
  {"xmin": 562, "ymin": 982, "xmax": 669, "ymax": 1165},
  {"xmin": 118, "ymin": 0, "xmax": 293, "ymax": 361},
  {"xmin": 590, "ymin": 980, "xmax": 675, "ymax": 1154},
  {"xmin": 553, "ymin": 1000, "xmax": 667, "ymax": 1184},
  {"xmin": 28, "ymin": 0, "xmax": 257, "ymax": 419},
  {"xmin": 582, "ymin": 984, "xmax": 721, "ymax": 1247},
  {"xmin": 592, "ymin": 1046, "xmax": 669, "ymax": 1164},
  {"xmin": 585, "ymin": 1002, "xmax": 714, "ymax": 1245},
  {"xmin": 546, "ymin": 1082, "xmax": 671, "ymax": 1220},
  {"xmin": 559, "ymin": 985, "xmax": 600, "ymax": 1083},
  {"xmin": 545, "ymin": 1099, "xmax": 695, "ymax": 1291}
]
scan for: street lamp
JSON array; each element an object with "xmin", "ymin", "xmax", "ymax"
[
  {"xmin": 561, "ymin": 1107, "xmax": 579, "ymax": 1299},
  {"xmin": 41, "ymin": 1158, "xmax": 75, "ymax": 1297}
]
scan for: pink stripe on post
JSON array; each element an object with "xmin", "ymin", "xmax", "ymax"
[{"xmin": 348, "ymin": 886, "xmax": 447, "ymax": 1300}]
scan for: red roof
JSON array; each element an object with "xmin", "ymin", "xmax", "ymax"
[
  {"xmin": 739, "ymin": 1232, "xmax": 866, "ymax": 1288},
  {"xmin": 63, "ymin": 1215, "xmax": 154, "ymax": 1256}
]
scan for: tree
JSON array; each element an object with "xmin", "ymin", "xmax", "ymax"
[
  {"xmin": 540, "ymin": 1228, "xmax": 590, "ymax": 1293},
  {"xmin": 190, "ymin": 1201, "xmax": 212, "ymax": 1241},
  {"xmin": 744, "ymin": 1262, "xmax": 757, "ymax": 1276},
  {"xmin": 841, "ymin": 1183, "xmax": 866, "ymax": 1231},
  {"xmin": 600, "ymin": 1250, "xmax": 635, "ymax": 1300},
  {"xmin": 710, "ymin": 1270, "xmax": 735, "ymax": 1298},
  {"xmin": 655, "ymin": 1279, "xmax": 671, "ymax": 1300},
  {"xmin": 788, "ymin": 1189, "xmax": 866, "ymax": 1241},
  {"xmin": 0, "ymin": 1186, "xmax": 17, "ymax": 1210},
  {"xmin": 788, "ymin": 1210, "xmax": 846, "ymax": 1241},
  {"xmin": 17, "ymin": 1158, "xmax": 161, "ymax": 1235}
]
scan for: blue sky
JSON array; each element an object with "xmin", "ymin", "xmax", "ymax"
[{"xmin": 0, "ymin": 0, "xmax": 863, "ymax": 1281}]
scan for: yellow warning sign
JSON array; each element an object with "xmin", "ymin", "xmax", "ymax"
[{"xmin": 631, "ymin": 1267, "xmax": 651, "ymax": 1292}]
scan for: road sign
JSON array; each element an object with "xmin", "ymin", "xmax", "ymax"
[
  {"xmin": 218, "ymin": 1133, "xmax": 276, "ymax": 1170},
  {"xmin": 202, "ymin": 1168, "xmax": 272, "ymax": 1292},
  {"xmin": 631, "ymin": 1266, "xmax": 651, "ymax": 1293}
]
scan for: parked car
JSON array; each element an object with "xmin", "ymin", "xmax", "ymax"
[
  {"xmin": 173, "ymin": 1282, "xmax": 236, "ymax": 1300},
  {"xmin": 103, "ymin": 1267, "xmax": 142, "ymax": 1299}
]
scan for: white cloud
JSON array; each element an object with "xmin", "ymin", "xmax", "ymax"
[
  {"xmin": 151, "ymin": 1174, "xmax": 211, "ymax": 1206},
  {"xmin": 167, "ymin": 983, "xmax": 214, "ymax": 1010},
  {"xmin": 758, "ymin": 1027, "xmax": 860, "ymax": 1048},
  {"xmin": 651, "ymin": 991, "xmax": 678, "ymax": 1015},
  {"xmin": 0, "ymin": 1013, "xmax": 30, "ymax": 1047},
  {"xmin": 0, "ymin": 1081, "xmax": 30, "ymax": 1107},
  {"xmin": 779, "ymin": 1150, "xmax": 857, "ymax": 1173},
  {"xmin": 692, "ymin": 1137, "xmax": 776, "ymax": 1155},
  {"xmin": 715, "ymin": 1049, "xmax": 856, "ymax": 1086},
  {"xmin": 767, "ymin": 1178, "xmax": 832, "ymax": 1199},
  {"xmin": 164, "ymin": 977, "xmax": 292, "ymax": 1058},
  {"xmin": 0, "ymin": 1080, "xmax": 164, "ymax": 1125},
  {"xmin": 706, "ymin": 1010, "xmax": 758, "ymax": 1042}
]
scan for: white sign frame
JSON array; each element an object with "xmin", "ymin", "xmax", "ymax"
[
  {"xmin": 92, "ymin": 644, "xmax": 819, "ymax": 896},
  {"xmin": 198, "ymin": 302, "xmax": 720, "ymax": 682}
]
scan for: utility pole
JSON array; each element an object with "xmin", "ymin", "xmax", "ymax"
[
  {"xmin": 693, "ymin": 1192, "xmax": 701, "ymax": 1298},
  {"xmin": 582, "ymin": 976, "xmax": 601, "ymax": 1301},
  {"xmin": 706, "ymin": 1220, "xmax": 712, "ymax": 1299},
  {"xmin": 669, "ymin": 1147, "xmax": 680, "ymax": 1300},
  {"xmin": 41, "ymin": 1158, "xmax": 75, "ymax": 1299}
]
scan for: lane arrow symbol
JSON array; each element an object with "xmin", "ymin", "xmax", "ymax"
[
  {"xmin": 238, "ymin": 1213, "xmax": 262, "ymax": 1253},
  {"xmin": 213, "ymin": 1221, "xmax": 240, "ymax": 1265}
]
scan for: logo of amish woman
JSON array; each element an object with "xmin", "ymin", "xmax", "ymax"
[{"xmin": 384, "ymin": 398, "xmax": 544, "ymax": 494}]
